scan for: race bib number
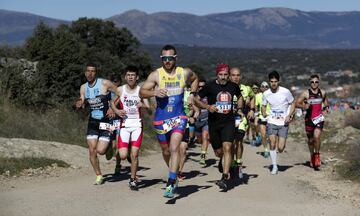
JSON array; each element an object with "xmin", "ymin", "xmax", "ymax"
[
  {"xmin": 312, "ymin": 114, "xmax": 324, "ymax": 125},
  {"xmin": 162, "ymin": 117, "xmax": 181, "ymax": 133},
  {"xmin": 99, "ymin": 122, "xmax": 113, "ymax": 131},
  {"xmin": 216, "ymin": 103, "xmax": 232, "ymax": 114},
  {"xmin": 216, "ymin": 91, "xmax": 232, "ymax": 114}
]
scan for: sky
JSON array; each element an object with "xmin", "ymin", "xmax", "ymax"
[{"xmin": 1, "ymin": 0, "xmax": 360, "ymax": 21}]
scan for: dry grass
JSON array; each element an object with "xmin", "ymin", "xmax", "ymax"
[{"xmin": 0, "ymin": 157, "xmax": 69, "ymax": 176}]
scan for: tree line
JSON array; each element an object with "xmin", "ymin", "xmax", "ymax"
[{"xmin": 0, "ymin": 18, "xmax": 152, "ymax": 109}]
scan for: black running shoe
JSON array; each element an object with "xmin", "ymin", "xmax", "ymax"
[
  {"xmin": 216, "ymin": 179, "xmax": 228, "ymax": 191},
  {"xmin": 129, "ymin": 179, "xmax": 138, "ymax": 191}
]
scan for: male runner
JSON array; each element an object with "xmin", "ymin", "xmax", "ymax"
[
  {"xmin": 140, "ymin": 45, "xmax": 198, "ymax": 198},
  {"xmin": 196, "ymin": 79, "xmax": 210, "ymax": 165},
  {"xmin": 296, "ymin": 74, "xmax": 329, "ymax": 170},
  {"xmin": 111, "ymin": 66, "xmax": 150, "ymax": 190},
  {"xmin": 107, "ymin": 74, "xmax": 122, "ymax": 174},
  {"xmin": 255, "ymin": 81, "xmax": 270, "ymax": 157},
  {"xmin": 262, "ymin": 71, "xmax": 295, "ymax": 175},
  {"xmin": 229, "ymin": 67, "xmax": 254, "ymax": 177},
  {"xmin": 195, "ymin": 63, "xmax": 243, "ymax": 191},
  {"xmin": 178, "ymin": 87, "xmax": 199, "ymax": 180},
  {"xmin": 75, "ymin": 63, "xmax": 120, "ymax": 185}
]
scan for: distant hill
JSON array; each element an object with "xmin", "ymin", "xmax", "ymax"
[
  {"xmin": 0, "ymin": 9, "xmax": 68, "ymax": 45},
  {"xmin": 2, "ymin": 8, "xmax": 360, "ymax": 48},
  {"xmin": 110, "ymin": 8, "xmax": 360, "ymax": 48}
]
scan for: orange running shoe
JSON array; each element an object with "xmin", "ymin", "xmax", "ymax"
[{"xmin": 314, "ymin": 153, "xmax": 321, "ymax": 168}]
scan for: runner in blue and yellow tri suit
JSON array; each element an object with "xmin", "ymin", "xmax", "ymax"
[{"xmin": 140, "ymin": 45, "xmax": 198, "ymax": 198}]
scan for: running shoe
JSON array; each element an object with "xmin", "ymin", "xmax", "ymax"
[
  {"xmin": 94, "ymin": 175, "xmax": 104, "ymax": 185},
  {"xmin": 313, "ymin": 153, "xmax": 321, "ymax": 170},
  {"xmin": 216, "ymin": 175, "xmax": 228, "ymax": 191},
  {"xmin": 105, "ymin": 144, "xmax": 113, "ymax": 160},
  {"xmin": 199, "ymin": 153, "xmax": 206, "ymax": 165},
  {"xmin": 270, "ymin": 165, "xmax": 278, "ymax": 175},
  {"xmin": 250, "ymin": 139, "xmax": 256, "ymax": 146},
  {"xmin": 163, "ymin": 185, "xmax": 175, "ymax": 198},
  {"xmin": 255, "ymin": 135, "xmax": 262, "ymax": 145},
  {"xmin": 234, "ymin": 161, "xmax": 244, "ymax": 179},
  {"xmin": 263, "ymin": 151, "xmax": 270, "ymax": 158},
  {"xmin": 218, "ymin": 158, "xmax": 223, "ymax": 173},
  {"xmin": 114, "ymin": 164, "xmax": 121, "ymax": 175},
  {"xmin": 238, "ymin": 166, "xmax": 244, "ymax": 179},
  {"xmin": 129, "ymin": 179, "xmax": 139, "ymax": 191},
  {"xmin": 177, "ymin": 172, "xmax": 185, "ymax": 181}
]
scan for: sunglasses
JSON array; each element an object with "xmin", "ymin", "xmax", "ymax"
[
  {"xmin": 160, "ymin": 55, "xmax": 176, "ymax": 62},
  {"xmin": 310, "ymin": 81, "xmax": 319, "ymax": 84},
  {"xmin": 198, "ymin": 85, "xmax": 205, "ymax": 88},
  {"xmin": 261, "ymin": 85, "xmax": 269, "ymax": 88}
]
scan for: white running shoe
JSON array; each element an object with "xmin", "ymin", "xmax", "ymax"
[{"xmin": 271, "ymin": 165, "xmax": 278, "ymax": 175}]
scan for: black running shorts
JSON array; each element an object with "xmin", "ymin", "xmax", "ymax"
[{"xmin": 208, "ymin": 121, "xmax": 235, "ymax": 150}]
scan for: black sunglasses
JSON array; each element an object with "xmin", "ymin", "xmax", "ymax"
[
  {"xmin": 160, "ymin": 55, "xmax": 176, "ymax": 62},
  {"xmin": 310, "ymin": 81, "xmax": 319, "ymax": 84}
]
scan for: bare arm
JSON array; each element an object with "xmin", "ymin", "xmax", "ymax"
[
  {"xmin": 322, "ymin": 90, "xmax": 330, "ymax": 113},
  {"xmin": 192, "ymin": 104, "xmax": 200, "ymax": 119},
  {"xmin": 110, "ymin": 87, "xmax": 126, "ymax": 118},
  {"xmin": 237, "ymin": 95, "xmax": 245, "ymax": 117},
  {"xmin": 75, "ymin": 84, "xmax": 86, "ymax": 109},
  {"xmin": 194, "ymin": 96, "xmax": 217, "ymax": 113},
  {"xmin": 247, "ymin": 96, "xmax": 255, "ymax": 119},
  {"xmin": 103, "ymin": 79, "xmax": 121, "ymax": 96},
  {"xmin": 295, "ymin": 90, "xmax": 309, "ymax": 110},
  {"xmin": 261, "ymin": 104, "xmax": 268, "ymax": 118},
  {"xmin": 140, "ymin": 71, "xmax": 167, "ymax": 98},
  {"xmin": 184, "ymin": 68, "xmax": 199, "ymax": 105}
]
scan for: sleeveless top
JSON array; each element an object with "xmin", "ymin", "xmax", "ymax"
[
  {"xmin": 305, "ymin": 89, "xmax": 324, "ymax": 120},
  {"xmin": 154, "ymin": 66, "xmax": 186, "ymax": 122},
  {"xmin": 85, "ymin": 78, "xmax": 110, "ymax": 121},
  {"xmin": 119, "ymin": 85, "xmax": 142, "ymax": 128}
]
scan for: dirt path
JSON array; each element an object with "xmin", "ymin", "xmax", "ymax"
[{"xmin": 0, "ymin": 138, "xmax": 359, "ymax": 216}]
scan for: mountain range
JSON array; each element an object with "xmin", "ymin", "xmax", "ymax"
[{"xmin": 1, "ymin": 8, "xmax": 360, "ymax": 48}]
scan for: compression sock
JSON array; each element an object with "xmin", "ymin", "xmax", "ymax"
[{"xmin": 270, "ymin": 150, "xmax": 277, "ymax": 166}]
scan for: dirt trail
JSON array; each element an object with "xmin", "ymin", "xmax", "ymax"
[{"xmin": 0, "ymin": 138, "xmax": 359, "ymax": 216}]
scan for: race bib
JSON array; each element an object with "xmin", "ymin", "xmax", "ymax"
[
  {"xmin": 312, "ymin": 114, "xmax": 324, "ymax": 125},
  {"xmin": 216, "ymin": 102, "xmax": 232, "ymax": 114},
  {"xmin": 162, "ymin": 117, "xmax": 181, "ymax": 133},
  {"xmin": 216, "ymin": 91, "xmax": 232, "ymax": 114},
  {"xmin": 99, "ymin": 122, "xmax": 113, "ymax": 131},
  {"xmin": 269, "ymin": 110, "xmax": 286, "ymax": 125}
]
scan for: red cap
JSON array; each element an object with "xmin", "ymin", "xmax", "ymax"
[{"xmin": 216, "ymin": 63, "xmax": 230, "ymax": 74}]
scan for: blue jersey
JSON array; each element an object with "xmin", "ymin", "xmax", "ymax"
[{"xmin": 85, "ymin": 78, "xmax": 110, "ymax": 121}]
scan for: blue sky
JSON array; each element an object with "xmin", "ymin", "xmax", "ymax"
[{"xmin": 1, "ymin": 0, "xmax": 360, "ymax": 21}]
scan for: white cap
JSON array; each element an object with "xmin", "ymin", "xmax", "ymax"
[{"xmin": 261, "ymin": 81, "xmax": 269, "ymax": 87}]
